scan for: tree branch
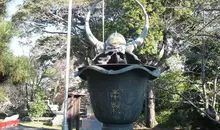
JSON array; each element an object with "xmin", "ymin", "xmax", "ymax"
[
  {"xmin": 43, "ymin": 30, "xmax": 67, "ymax": 35},
  {"xmin": 183, "ymin": 14, "xmax": 220, "ymax": 44},
  {"xmin": 195, "ymin": 34, "xmax": 220, "ymax": 39},
  {"xmin": 156, "ymin": 86, "xmax": 220, "ymax": 124}
]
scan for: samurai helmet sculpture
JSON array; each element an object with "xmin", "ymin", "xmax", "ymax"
[{"xmin": 85, "ymin": 0, "xmax": 149, "ymax": 54}]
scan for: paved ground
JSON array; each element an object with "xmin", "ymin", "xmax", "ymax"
[
  {"xmin": 3, "ymin": 126, "xmax": 57, "ymax": 130},
  {"xmin": 4, "ymin": 126, "xmax": 39, "ymax": 130}
]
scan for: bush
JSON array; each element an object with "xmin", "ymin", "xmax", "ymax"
[
  {"xmin": 156, "ymin": 110, "xmax": 172, "ymax": 127},
  {"xmin": 29, "ymin": 91, "xmax": 47, "ymax": 118},
  {"xmin": 156, "ymin": 102, "xmax": 206, "ymax": 129}
]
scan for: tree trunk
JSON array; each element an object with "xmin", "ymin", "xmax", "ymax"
[
  {"xmin": 30, "ymin": 83, "xmax": 34, "ymax": 101},
  {"xmin": 201, "ymin": 9, "xmax": 209, "ymax": 110},
  {"xmin": 52, "ymin": 80, "xmax": 59, "ymax": 103},
  {"xmin": 25, "ymin": 83, "xmax": 30, "ymax": 110},
  {"xmin": 212, "ymin": 70, "xmax": 219, "ymax": 108},
  {"xmin": 145, "ymin": 83, "xmax": 158, "ymax": 128}
]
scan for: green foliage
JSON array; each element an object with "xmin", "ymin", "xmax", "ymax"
[
  {"xmin": 166, "ymin": 55, "xmax": 184, "ymax": 72},
  {"xmin": 12, "ymin": 0, "xmax": 67, "ymax": 22},
  {"xmin": 98, "ymin": 0, "xmax": 198, "ymax": 61},
  {"xmin": 156, "ymin": 102, "xmax": 205, "ymax": 129},
  {"xmin": 156, "ymin": 110, "xmax": 172, "ymax": 127},
  {"xmin": 136, "ymin": 114, "xmax": 145, "ymax": 123},
  {"xmin": 29, "ymin": 90, "xmax": 47, "ymax": 118},
  {"xmin": 0, "ymin": 0, "xmax": 7, "ymax": 15},
  {"xmin": 0, "ymin": 15, "xmax": 18, "ymax": 83},
  {"xmin": 10, "ymin": 56, "xmax": 33, "ymax": 84},
  {"xmin": 1, "ymin": 51, "xmax": 33, "ymax": 84},
  {"xmin": 156, "ymin": 68, "xmax": 188, "ymax": 111},
  {"xmin": 0, "ymin": 19, "xmax": 14, "ymax": 55},
  {"xmin": 155, "ymin": 54, "xmax": 201, "ymax": 127},
  {"xmin": 0, "ymin": 19, "xmax": 21, "ymax": 84},
  {"xmin": 42, "ymin": 67, "xmax": 56, "ymax": 78},
  {"xmin": 169, "ymin": 104, "xmax": 204, "ymax": 128},
  {"xmin": 104, "ymin": 0, "xmax": 148, "ymax": 39}
]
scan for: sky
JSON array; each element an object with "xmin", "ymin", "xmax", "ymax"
[
  {"xmin": 6, "ymin": 0, "xmax": 30, "ymax": 56},
  {"xmin": 5, "ymin": 0, "xmax": 23, "ymax": 21},
  {"xmin": 6, "ymin": 0, "xmax": 64, "ymax": 57}
]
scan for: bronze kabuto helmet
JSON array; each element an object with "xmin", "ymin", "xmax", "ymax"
[{"xmin": 85, "ymin": 0, "xmax": 149, "ymax": 53}]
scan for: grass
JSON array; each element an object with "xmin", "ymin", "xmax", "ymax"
[
  {"xmin": 1, "ymin": 119, "xmax": 76, "ymax": 130},
  {"xmin": 19, "ymin": 121, "xmax": 61, "ymax": 129},
  {"xmin": 1, "ymin": 119, "xmax": 61, "ymax": 130}
]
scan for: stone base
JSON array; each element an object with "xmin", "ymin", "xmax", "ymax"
[{"xmin": 102, "ymin": 124, "xmax": 133, "ymax": 130}]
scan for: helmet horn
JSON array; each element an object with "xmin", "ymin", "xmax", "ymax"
[
  {"xmin": 85, "ymin": 0, "xmax": 104, "ymax": 51},
  {"xmin": 134, "ymin": 0, "xmax": 149, "ymax": 47}
]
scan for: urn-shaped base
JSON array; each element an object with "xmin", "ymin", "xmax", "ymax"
[
  {"xmin": 87, "ymin": 69, "xmax": 146, "ymax": 125},
  {"xmin": 77, "ymin": 64, "xmax": 160, "ymax": 130}
]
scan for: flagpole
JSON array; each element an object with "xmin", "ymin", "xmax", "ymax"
[{"xmin": 62, "ymin": 0, "xmax": 72, "ymax": 129}]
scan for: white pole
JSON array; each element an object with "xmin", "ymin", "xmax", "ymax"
[
  {"xmin": 102, "ymin": 0, "xmax": 105, "ymax": 43},
  {"xmin": 62, "ymin": 0, "xmax": 72, "ymax": 129}
]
